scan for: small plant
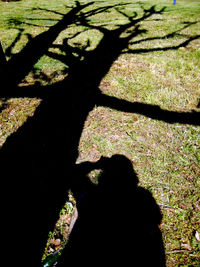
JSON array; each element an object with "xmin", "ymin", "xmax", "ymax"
[{"xmin": 42, "ymin": 191, "xmax": 76, "ymax": 265}]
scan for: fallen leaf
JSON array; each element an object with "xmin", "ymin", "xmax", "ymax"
[
  {"xmin": 193, "ymin": 203, "xmax": 200, "ymax": 211},
  {"xmin": 50, "ymin": 238, "xmax": 61, "ymax": 247},
  {"xmin": 49, "ymin": 248, "xmax": 54, "ymax": 253},
  {"xmin": 195, "ymin": 231, "xmax": 200, "ymax": 241},
  {"xmin": 54, "ymin": 239, "xmax": 61, "ymax": 247},
  {"xmin": 178, "ymin": 203, "xmax": 187, "ymax": 209},
  {"xmin": 181, "ymin": 243, "xmax": 192, "ymax": 251},
  {"xmin": 60, "ymin": 214, "xmax": 71, "ymax": 225}
]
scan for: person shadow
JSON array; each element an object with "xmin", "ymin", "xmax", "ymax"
[{"xmin": 58, "ymin": 155, "xmax": 166, "ymax": 267}]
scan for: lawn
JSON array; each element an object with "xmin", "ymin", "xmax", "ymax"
[{"xmin": 0, "ymin": 0, "xmax": 200, "ymax": 266}]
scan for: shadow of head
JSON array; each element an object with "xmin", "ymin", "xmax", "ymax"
[
  {"xmin": 57, "ymin": 154, "xmax": 166, "ymax": 267},
  {"xmin": 97, "ymin": 154, "xmax": 138, "ymax": 193}
]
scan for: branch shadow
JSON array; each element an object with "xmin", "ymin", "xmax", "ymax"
[
  {"xmin": 1, "ymin": 0, "xmax": 21, "ymax": 2},
  {"xmin": 0, "ymin": 2, "xmax": 199, "ymax": 266}
]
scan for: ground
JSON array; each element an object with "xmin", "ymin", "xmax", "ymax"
[{"xmin": 0, "ymin": 0, "xmax": 200, "ymax": 266}]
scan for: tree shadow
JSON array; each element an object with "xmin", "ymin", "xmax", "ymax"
[
  {"xmin": 58, "ymin": 155, "xmax": 166, "ymax": 267},
  {"xmin": 1, "ymin": 0, "xmax": 21, "ymax": 2},
  {"xmin": 0, "ymin": 1, "xmax": 199, "ymax": 266}
]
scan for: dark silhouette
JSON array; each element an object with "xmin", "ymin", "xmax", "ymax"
[
  {"xmin": 1, "ymin": 0, "xmax": 21, "ymax": 2},
  {"xmin": 0, "ymin": 2, "xmax": 199, "ymax": 266},
  {"xmin": 0, "ymin": 41, "xmax": 6, "ymax": 67},
  {"xmin": 0, "ymin": 41, "xmax": 7, "ymax": 89},
  {"xmin": 58, "ymin": 155, "xmax": 166, "ymax": 267}
]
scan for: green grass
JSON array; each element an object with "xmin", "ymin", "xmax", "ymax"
[{"xmin": 0, "ymin": 0, "xmax": 200, "ymax": 266}]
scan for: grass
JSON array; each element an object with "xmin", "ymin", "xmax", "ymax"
[{"xmin": 0, "ymin": 0, "xmax": 200, "ymax": 266}]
